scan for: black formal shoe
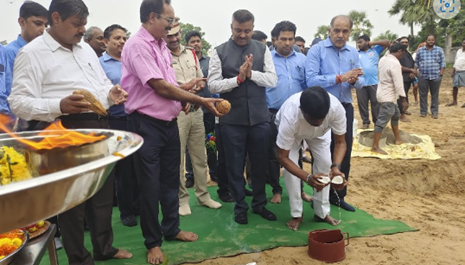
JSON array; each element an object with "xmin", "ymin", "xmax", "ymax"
[
  {"xmin": 245, "ymin": 189, "xmax": 253, "ymax": 197},
  {"xmin": 185, "ymin": 178, "xmax": 194, "ymax": 188},
  {"xmin": 235, "ymin": 212, "xmax": 248, "ymax": 224},
  {"xmin": 253, "ymin": 207, "xmax": 277, "ymax": 221},
  {"xmin": 121, "ymin": 215, "xmax": 138, "ymax": 227},
  {"xmin": 330, "ymin": 199, "xmax": 355, "ymax": 212},
  {"xmin": 218, "ymin": 193, "xmax": 234, "ymax": 203}
]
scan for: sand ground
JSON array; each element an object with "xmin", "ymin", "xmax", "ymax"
[{"xmin": 185, "ymin": 68, "xmax": 465, "ymax": 265}]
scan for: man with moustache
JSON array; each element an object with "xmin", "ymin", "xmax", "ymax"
[
  {"xmin": 306, "ymin": 15, "xmax": 365, "ymax": 212},
  {"xmin": 8, "ymin": 0, "xmax": 132, "ymax": 264},
  {"xmin": 99, "ymin": 24, "xmax": 140, "ymax": 227},
  {"xmin": 209, "ymin": 9, "xmax": 278, "ymax": 225},
  {"xmin": 4, "ymin": 1, "xmax": 48, "ymax": 115},
  {"xmin": 163, "ymin": 22, "xmax": 221, "ymax": 216},
  {"xmin": 121, "ymin": 0, "xmax": 223, "ymax": 264},
  {"xmin": 415, "ymin": 35, "xmax": 445, "ymax": 119},
  {"xmin": 85, "ymin": 26, "xmax": 106, "ymax": 57}
]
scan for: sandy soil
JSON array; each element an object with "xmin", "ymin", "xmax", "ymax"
[{"xmin": 186, "ymin": 68, "xmax": 465, "ymax": 265}]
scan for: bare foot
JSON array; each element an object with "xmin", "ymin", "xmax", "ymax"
[
  {"xmin": 400, "ymin": 115, "xmax": 410, "ymax": 122},
  {"xmin": 371, "ymin": 147, "xmax": 387, "ymax": 155},
  {"xmin": 301, "ymin": 192, "xmax": 313, "ymax": 202},
  {"xmin": 270, "ymin": 193, "xmax": 281, "ymax": 204},
  {"xmin": 286, "ymin": 217, "xmax": 303, "ymax": 231},
  {"xmin": 147, "ymin": 247, "xmax": 163, "ymax": 265},
  {"xmin": 175, "ymin": 231, "xmax": 198, "ymax": 242},
  {"xmin": 114, "ymin": 249, "xmax": 132, "ymax": 259},
  {"xmin": 323, "ymin": 215, "xmax": 340, "ymax": 226},
  {"xmin": 395, "ymin": 140, "xmax": 404, "ymax": 145}
]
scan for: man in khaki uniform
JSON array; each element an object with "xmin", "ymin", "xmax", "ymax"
[{"xmin": 164, "ymin": 22, "xmax": 221, "ymax": 216}]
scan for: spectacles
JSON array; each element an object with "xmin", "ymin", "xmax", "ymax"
[{"xmin": 156, "ymin": 13, "xmax": 176, "ymax": 25}]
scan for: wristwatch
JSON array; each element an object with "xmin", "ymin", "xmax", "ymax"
[{"xmin": 330, "ymin": 163, "xmax": 341, "ymax": 170}]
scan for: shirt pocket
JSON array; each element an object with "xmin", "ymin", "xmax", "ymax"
[{"xmin": 291, "ymin": 64, "xmax": 305, "ymax": 84}]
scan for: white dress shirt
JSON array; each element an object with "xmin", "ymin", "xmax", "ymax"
[
  {"xmin": 8, "ymin": 30, "xmax": 114, "ymax": 122},
  {"xmin": 377, "ymin": 54, "xmax": 406, "ymax": 103},
  {"xmin": 275, "ymin": 92, "xmax": 347, "ymax": 151},
  {"xmin": 454, "ymin": 49, "xmax": 465, "ymax": 71},
  {"xmin": 207, "ymin": 47, "xmax": 277, "ymax": 94}
]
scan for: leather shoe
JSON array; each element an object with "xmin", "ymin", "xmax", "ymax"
[
  {"xmin": 330, "ymin": 199, "xmax": 355, "ymax": 212},
  {"xmin": 219, "ymin": 193, "xmax": 234, "ymax": 203},
  {"xmin": 185, "ymin": 178, "xmax": 194, "ymax": 188},
  {"xmin": 235, "ymin": 212, "xmax": 248, "ymax": 224},
  {"xmin": 253, "ymin": 207, "xmax": 277, "ymax": 221},
  {"xmin": 121, "ymin": 215, "xmax": 137, "ymax": 227},
  {"xmin": 245, "ymin": 189, "xmax": 253, "ymax": 197}
]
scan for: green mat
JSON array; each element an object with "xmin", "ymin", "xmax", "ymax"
[{"xmin": 40, "ymin": 182, "xmax": 416, "ymax": 265}]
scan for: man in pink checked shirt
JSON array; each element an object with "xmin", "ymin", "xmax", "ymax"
[{"xmin": 120, "ymin": 1, "xmax": 223, "ymax": 264}]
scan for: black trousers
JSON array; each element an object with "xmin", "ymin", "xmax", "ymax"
[
  {"xmin": 109, "ymin": 116, "xmax": 140, "ymax": 219},
  {"xmin": 57, "ymin": 117, "xmax": 118, "ymax": 265},
  {"xmin": 185, "ymin": 112, "xmax": 217, "ymax": 180},
  {"xmin": 398, "ymin": 81, "xmax": 413, "ymax": 115},
  {"xmin": 267, "ymin": 110, "xmax": 283, "ymax": 195},
  {"xmin": 221, "ymin": 122, "xmax": 270, "ymax": 214},
  {"xmin": 215, "ymin": 123, "xmax": 230, "ymax": 197},
  {"xmin": 329, "ymin": 103, "xmax": 353, "ymax": 202},
  {"xmin": 128, "ymin": 112, "xmax": 180, "ymax": 249}
]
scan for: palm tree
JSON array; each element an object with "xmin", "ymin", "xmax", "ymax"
[
  {"xmin": 348, "ymin": 10, "xmax": 373, "ymax": 42},
  {"xmin": 374, "ymin": 30, "xmax": 399, "ymax": 42},
  {"xmin": 314, "ymin": 25, "xmax": 329, "ymax": 40},
  {"xmin": 388, "ymin": 0, "xmax": 436, "ymax": 39}
]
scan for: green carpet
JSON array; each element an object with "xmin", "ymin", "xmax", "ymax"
[{"xmin": 40, "ymin": 182, "xmax": 416, "ymax": 265}]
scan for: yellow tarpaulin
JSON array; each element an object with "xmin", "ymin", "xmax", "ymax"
[{"xmin": 352, "ymin": 129, "xmax": 441, "ymax": 160}]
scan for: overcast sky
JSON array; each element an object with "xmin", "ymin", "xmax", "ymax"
[{"xmin": 0, "ymin": 0, "xmax": 419, "ymax": 47}]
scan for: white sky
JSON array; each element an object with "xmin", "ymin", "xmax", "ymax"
[{"xmin": 0, "ymin": 0, "xmax": 420, "ymax": 47}]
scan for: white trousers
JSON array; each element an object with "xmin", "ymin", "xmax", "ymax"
[{"xmin": 283, "ymin": 132, "xmax": 331, "ymax": 219}]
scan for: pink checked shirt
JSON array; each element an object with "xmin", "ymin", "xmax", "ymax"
[{"xmin": 121, "ymin": 26, "xmax": 182, "ymax": 121}]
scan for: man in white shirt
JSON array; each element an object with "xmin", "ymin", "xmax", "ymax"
[
  {"xmin": 372, "ymin": 43, "xmax": 409, "ymax": 155},
  {"xmin": 8, "ymin": 0, "xmax": 131, "ymax": 264},
  {"xmin": 276, "ymin": 87, "xmax": 347, "ymax": 231},
  {"xmin": 447, "ymin": 38, "xmax": 465, "ymax": 107}
]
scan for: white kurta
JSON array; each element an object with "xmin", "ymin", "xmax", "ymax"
[{"xmin": 275, "ymin": 92, "xmax": 346, "ymax": 218}]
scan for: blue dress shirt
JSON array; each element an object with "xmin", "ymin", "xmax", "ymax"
[
  {"xmin": 266, "ymin": 50, "xmax": 307, "ymax": 110},
  {"xmin": 99, "ymin": 52, "xmax": 125, "ymax": 116},
  {"xmin": 0, "ymin": 44, "xmax": 9, "ymax": 113},
  {"xmin": 5, "ymin": 35, "xmax": 28, "ymax": 97},
  {"xmin": 305, "ymin": 38, "xmax": 364, "ymax": 103},
  {"xmin": 359, "ymin": 45, "xmax": 384, "ymax": 86}
]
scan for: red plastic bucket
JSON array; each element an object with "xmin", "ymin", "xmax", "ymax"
[{"xmin": 308, "ymin": 229, "xmax": 349, "ymax": 263}]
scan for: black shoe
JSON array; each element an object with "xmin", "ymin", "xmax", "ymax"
[
  {"xmin": 210, "ymin": 175, "xmax": 218, "ymax": 182},
  {"xmin": 235, "ymin": 212, "xmax": 248, "ymax": 224},
  {"xmin": 245, "ymin": 189, "xmax": 253, "ymax": 197},
  {"xmin": 121, "ymin": 215, "xmax": 138, "ymax": 227},
  {"xmin": 253, "ymin": 207, "xmax": 277, "ymax": 221},
  {"xmin": 185, "ymin": 178, "xmax": 194, "ymax": 188},
  {"xmin": 218, "ymin": 193, "xmax": 234, "ymax": 203},
  {"xmin": 330, "ymin": 199, "xmax": 355, "ymax": 212}
]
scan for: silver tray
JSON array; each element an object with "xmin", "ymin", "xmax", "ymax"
[
  {"xmin": 0, "ymin": 129, "xmax": 143, "ymax": 234},
  {"xmin": 0, "ymin": 231, "xmax": 29, "ymax": 265}
]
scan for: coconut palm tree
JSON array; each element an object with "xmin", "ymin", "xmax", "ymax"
[
  {"xmin": 374, "ymin": 30, "xmax": 399, "ymax": 43},
  {"xmin": 348, "ymin": 10, "xmax": 373, "ymax": 42},
  {"xmin": 314, "ymin": 25, "xmax": 329, "ymax": 40},
  {"xmin": 388, "ymin": 0, "xmax": 436, "ymax": 39}
]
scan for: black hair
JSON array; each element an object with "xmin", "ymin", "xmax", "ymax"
[
  {"xmin": 185, "ymin": 30, "xmax": 201, "ymax": 43},
  {"xmin": 252, "ymin": 30, "xmax": 267, "ymax": 41},
  {"xmin": 140, "ymin": 0, "xmax": 171, "ymax": 23},
  {"xmin": 303, "ymin": 47, "xmax": 310, "ymax": 56},
  {"xmin": 399, "ymin": 36, "xmax": 408, "ymax": 42},
  {"xmin": 426, "ymin": 34, "xmax": 435, "ymax": 40},
  {"xmin": 330, "ymin": 15, "xmax": 353, "ymax": 29},
  {"xmin": 232, "ymin": 9, "xmax": 254, "ymax": 24},
  {"xmin": 462, "ymin": 38, "xmax": 465, "ymax": 42},
  {"xmin": 300, "ymin": 87, "xmax": 330, "ymax": 119},
  {"xmin": 270, "ymin": 21, "xmax": 296, "ymax": 39},
  {"xmin": 103, "ymin": 24, "xmax": 127, "ymax": 39},
  {"xmin": 358, "ymin": 34, "xmax": 370, "ymax": 42},
  {"xmin": 20, "ymin": 1, "xmax": 48, "ymax": 19},
  {"xmin": 295, "ymin": 36, "xmax": 305, "ymax": 43},
  {"xmin": 389, "ymin": 42, "xmax": 407, "ymax": 53},
  {"xmin": 48, "ymin": 0, "xmax": 88, "ymax": 23}
]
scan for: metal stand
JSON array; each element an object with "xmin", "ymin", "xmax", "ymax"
[{"xmin": 11, "ymin": 224, "xmax": 58, "ymax": 265}]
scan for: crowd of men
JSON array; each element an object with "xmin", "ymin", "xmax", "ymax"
[{"xmin": 1, "ymin": 0, "xmax": 465, "ymax": 264}]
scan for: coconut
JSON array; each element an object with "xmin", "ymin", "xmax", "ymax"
[
  {"xmin": 317, "ymin": 176, "xmax": 331, "ymax": 184},
  {"xmin": 216, "ymin": 100, "xmax": 231, "ymax": 115},
  {"xmin": 331, "ymin": 175, "xmax": 344, "ymax": 185}
]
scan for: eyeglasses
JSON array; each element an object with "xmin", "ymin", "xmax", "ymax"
[{"xmin": 156, "ymin": 13, "xmax": 176, "ymax": 25}]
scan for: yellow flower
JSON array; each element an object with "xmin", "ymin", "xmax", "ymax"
[
  {"xmin": 0, "ymin": 146, "xmax": 32, "ymax": 185},
  {"xmin": 11, "ymin": 238, "xmax": 22, "ymax": 247}
]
